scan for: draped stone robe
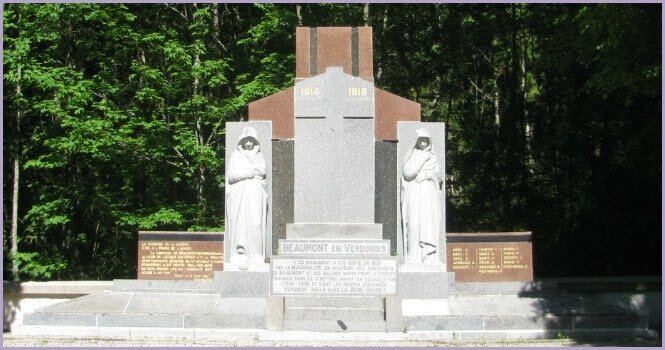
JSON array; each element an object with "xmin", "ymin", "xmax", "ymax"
[
  {"xmin": 225, "ymin": 128, "xmax": 268, "ymax": 266},
  {"xmin": 401, "ymin": 134, "xmax": 442, "ymax": 264}
]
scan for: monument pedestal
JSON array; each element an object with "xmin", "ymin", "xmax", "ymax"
[
  {"xmin": 270, "ymin": 223, "xmax": 398, "ymax": 331},
  {"xmin": 398, "ymin": 263, "xmax": 451, "ymax": 299},
  {"xmin": 384, "ymin": 263, "xmax": 455, "ymax": 331},
  {"xmin": 214, "ymin": 268, "xmax": 271, "ymax": 329},
  {"xmin": 223, "ymin": 262, "xmax": 270, "ymax": 272},
  {"xmin": 214, "ymin": 264, "xmax": 270, "ymax": 298}
]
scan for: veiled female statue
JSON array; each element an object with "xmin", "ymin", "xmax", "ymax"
[
  {"xmin": 401, "ymin": 128, "xmax": 442, "ymax": 264},
  {"xmin": 225, "ymin": 127, "xmax": 267, "ymax": 269}
]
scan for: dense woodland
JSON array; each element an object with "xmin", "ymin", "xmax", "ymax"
[{"xmin": 3, "ymin": 4, "xmax": 661, "ymax": 281}]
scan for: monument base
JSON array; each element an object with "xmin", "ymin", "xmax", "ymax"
[
  {"xmin": 17, "ymin": 278, "xmax": 658, "ymax": 339},
  {"xmin": 400, "ymin": 263, "xmax": 447, "ymax": 273},
  {"xmin": 214, "ymin": 268, "xmax": 270, "ymax": 298},
  {"xmin": 384, "ymin": 264, "xmax": 454, "ymax": 331},
  {"xmin": 223, "ymin": 262, "xmax": 270, "ymax": 272},
  {"xmin": 398, "ymin": 266, "xmax": 452, "ymax": 299}
]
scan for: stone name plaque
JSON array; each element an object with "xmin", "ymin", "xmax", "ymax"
[
  {"xmin": 446, "ymin": 232, "xmax": 533, "ymax": 282},
  {"xmin": 137, "ymin": 231, "xmax": 223, "ymax": 280},
  {"xmin": 279, "ymin": 240, "xmax": 389, "ymax": 256},
  {"xmin": 272, "ymin": 258, "xmax": 397, "ymax": 295}
]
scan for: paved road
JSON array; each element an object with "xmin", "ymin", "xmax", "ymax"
[{"xmin": 3, "ymin": 333, "xmax": 661, "ymax": 347}]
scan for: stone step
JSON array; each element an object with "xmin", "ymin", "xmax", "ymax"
[
  {"xmin": 23, "ymin": 295, "xmax": 268, "ymax": 330},
  {"xmin": 284, "ymin": 297, "xmax": 385, "ymax": 322},
  {"xmin": 283, "ymin": 319, "xmax": 387, "ymax": 332},
  {"xmin": 284, "ymin": 307, "xmax": 384, "ymax": 321},
  {"xmin": 284, "ymin": 296, "xmax": 384, "ymax": 309},
  {"xmin": 112, "ymin": 279, "xmax": 214, "ymax": 293},
  {"xmin": 23, "ymin": 312, "xmax": 267, "ymax": 329},
  {"xmin": 24, "ymin": 312, "xmax": 185, "ymax": 328},
  {"xmin": 403, "ymin": 314, "xmax": 650, "ymax": 331},
  {"xmin": 24, "ymin": 312, "xmax": 648, "ymax": 333},
  {"xmin": 185, "ymin": 313, "xmax": 266, "ymax": 329}
]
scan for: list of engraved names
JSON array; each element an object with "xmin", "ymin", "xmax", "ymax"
[{"xmin": 450, "ymin": 245, "xmax": 530, "ymax": 274}]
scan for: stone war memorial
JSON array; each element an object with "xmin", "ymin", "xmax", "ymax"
[{"xmin": 17, "ymin": 27, "xmax": 657, "ymax": 342}]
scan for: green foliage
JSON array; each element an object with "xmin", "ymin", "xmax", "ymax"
[
  {"xmin": 137, "ymin": 208, "xmax": 185, "ymax": 230},
  {"xmin": 15, "ymin": 252, "xmax": 67, "ymax": 279}
]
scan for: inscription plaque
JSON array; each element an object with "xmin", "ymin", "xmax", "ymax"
[
  {"xmin": 137, "ymin": 231, "xmax": 223, "ymax": 280},
  {"xmin": 446, "ymin": 232, "xmax": 533, "ymax": 282},
  {"xmin": 279, "ymin": 240, "xmax": 389, "ymax": 256},
  {"xmin": 272, "ymin": 258, "xmax": 397, "ymax": 295}
]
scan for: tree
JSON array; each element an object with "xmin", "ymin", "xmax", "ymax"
[{"xmin": 3, "ymin": 4, "xmax": 660, "ymax": 280}]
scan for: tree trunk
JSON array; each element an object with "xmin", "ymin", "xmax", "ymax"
[
  {"xmin": 10, "ymin": 39, "xmax": 22, "ymax": 281},
  {"xmin": 296, "ymin": 4, "xmax": 302, "ymax": 25},
  {"xmin": 191, "ymin": 4, "xmax": 207, "ymax": 215},
  {"xmin": 522, "ymin": 29, "xmax": 533, "ymax": 171},
  {"xmin": 363, "ymin": 4, "xmax": 369, "ymax": 26},
  {"xmin": 493, "ymin": 79, "xmax": 500, "ymax": 126},
  {"xmin": 376, "ymin": 6, "xmax": 388, "ymax": 82},
  {"xmin": 11, "ymin": 155, "xmax": 20, "ymax": 281}
]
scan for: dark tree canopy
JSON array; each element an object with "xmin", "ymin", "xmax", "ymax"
[{"xmin": 3, "ymin": 4, "xmax": 661, "ymax": 280}]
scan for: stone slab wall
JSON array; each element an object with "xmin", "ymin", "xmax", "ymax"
[
  {"xmin": 375, "ymin": 141, "xmax": 398, "ymax": 255},
  {"xmin": 271, "ymin": 140, "xmax": 294, "ymax": 255}
]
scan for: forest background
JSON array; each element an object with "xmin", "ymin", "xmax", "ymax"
[{"xmin": 3, "ymin": 3, "xmax": 661, "ymax": 281}]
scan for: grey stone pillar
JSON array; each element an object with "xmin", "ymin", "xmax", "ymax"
[{"xmin": 293, "ymin": 67, "xmax": 376, "ymax": 224}]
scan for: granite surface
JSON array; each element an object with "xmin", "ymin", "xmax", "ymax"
[
  {"xmin": 285, "ymin": 223, "xmax": 382, "ymax": 240},
  {"xmin": 271, "ymin": 140, "xmax": 294, "ymax": 253},
  {"xmin": 248, "ymin": 88, "xmax": 294, "ymax": 140},
  {"xmin": 375, "ymin": 141, "xmax": 398, "ymax": 255},
  {"xmin": 294, "ymin": 67, "xmax": 376, "ymax": 223},
  {"xmin": 375, "ymin": 89, "xmax": 421, "ymax": 141}
]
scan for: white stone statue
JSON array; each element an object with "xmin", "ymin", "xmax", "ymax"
[
  {"xmin": 401, "ymin": 128, "xmax": 442, "ymax": 264},
  {"xmin": 225, "ymin": 127, "xmax": 267, "ymax": 270}
]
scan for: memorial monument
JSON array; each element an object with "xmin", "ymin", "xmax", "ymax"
[
  {"xmin": 19, "ymin": 27, "xmax": 655, "ymax": 341},
  {"xmin": 214, "ymin": 26, "xmax": 452, "ymax": 331}
]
